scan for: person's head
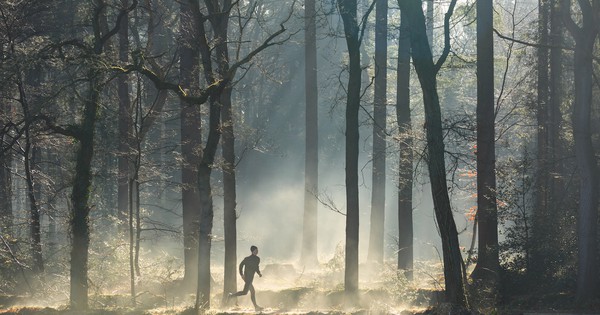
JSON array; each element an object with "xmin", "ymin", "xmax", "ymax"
[{"xmin": 250, "ymin": 245, "xmax": 258, "ymax": 255}]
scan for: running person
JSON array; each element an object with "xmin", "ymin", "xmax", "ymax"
[{"xmin": 229, "ymin": 245, "xmax": 263, "ymax": 310}]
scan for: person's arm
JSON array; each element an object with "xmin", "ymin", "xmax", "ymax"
[
  {"xmin": 239, "ymin": 258, "xmax": 245, "ymax": 278},
  {"xmin": 257, "ymin": 257, "xmax": 262, "ymax": 277}
]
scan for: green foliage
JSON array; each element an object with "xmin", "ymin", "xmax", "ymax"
[
  {"xmin": 496, "ymin": 145, "xmax": 578, "ymax": 298},
  {"xmin": 496, "ymin": 149, "xmax": 534, "ymax": 276}
]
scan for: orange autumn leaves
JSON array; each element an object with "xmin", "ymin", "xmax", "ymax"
[{"xmin": 461, "ymin": 144, "xmax": 506, "ymax": 222}]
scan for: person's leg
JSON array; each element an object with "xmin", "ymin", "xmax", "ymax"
[
  {"xmin": 249, "ymin": 283, "xmax": 257, "ymax": 307},
  {"xmin": 232, "ymin": 280, "xmax": 251, "ymax": 296},
  {"xmin": 250, "ymin": 283, "xmax": 263, "ymax": 310}
]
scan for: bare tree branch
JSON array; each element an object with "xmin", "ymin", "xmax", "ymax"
[
  {"xmin": 493, "ymin": 28, "xmax": 574, "ymax": 51},
  {"xmin": 434, "ymin": 0, "xmax": 458, "ymax": 73}
]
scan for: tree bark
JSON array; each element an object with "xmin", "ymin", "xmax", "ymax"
[
  {"xmin": 69, "ymin": 75, "xmax": 99, "ymax": 311},
  {"xmin": 0, "ymin": 76, "xmax": 13, "ymax": 238},
  {"xmin": 0, "ymin": 134, "xmax": 11, "ymax": 236},
  {"xmin": 195, "ymin": 0, "xmax": 230, "ymax": 309},
  {"xmin": 118, "ymin": 0, "xmax": 132, "ymax": 228},
  {"xmin": 217, "ymin": 0, "xmax": 238, "ymax": 299},
  {"xmin": 128, "ymin": 171, "xmax": 136, "ymax": 305},
  {"xmin": 337, "ymin": 0, "xmax": 361, "ymax": 300},
  {"xmin": 24, "ymin": 141, "xmax": 44, "ymax": 274},
  {"xmin": 367, "ymin": 0, "xmax": 387, "ymax": 265},
  {"xmin": 563, "ymin": 0, "xmax": 599, "ymax": 303},
  {"xmin": 180, "ymin": 0, "xmax": 202, "ymax": 289},
  {"xmin": 18, "ymin": 69, "xmax": 44, "ymax": 274},
  {"xmin": 471, "ymin": 0, "xmax": 499, "ymax": 285},
  {"xmin": 547, "ymin": 0, "xmax": 566, "ymax": 235},
  {"xmin": 69, "ymin": 2, "xmax": 137, "ymax": 309},
  {"xmin": 195, "ymin": 95, "xmax": 222, "ymax": 310},
  {"xmin": 398, "ymin": 0, "xmax": 465, "ymax": 306},
  {"xmin": 222, "ymin": 84, "xmax": 237, "ymax": 298},
  {"xmin": 531, "ymin": 0, "xmax": 550, "ymax": 277},
  {"xmin": 302, "ymin": 0, "xmax": 319, "ymax": 268},
  {"xmin": 396, "ymin": 7, "xmax": 413, "ymax": 280}
]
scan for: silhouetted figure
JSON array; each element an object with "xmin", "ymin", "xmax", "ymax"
[{"xmin": 229, "ymin": 245, "xmax": 263, "ymax": 311}]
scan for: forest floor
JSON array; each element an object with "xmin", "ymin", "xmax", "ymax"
[
  {"xmin": 2, "ymin": 290, "xmax": 600, "ymax": 315},
  {"xmin": 1, "ymin": 263, "xmax": 600, "ymax": 314},
  {"xmin": 0, "ymin": 262, "xmax": 435, "ymax": 315},
  {"xmin": 0, "ymin": 288, "xmax": 429, "ymax": 315}
]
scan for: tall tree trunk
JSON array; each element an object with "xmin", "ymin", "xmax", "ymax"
[
  {"xmin": 70, "ymin": 76, "xmax": 100, "ymax": 311},
  {"xmin": 196, "ymin": 155, "xmax": 217, "ymax": 310},
  {"xmin": 0, "ymin": 139, "xmax": 12, "ymax": 236},
  {"xmin": 531, "ymin": 0, "xmax": 550, "ymax": 277},
  {"xmin": 222, "ymin": 85, "xmax": 237, "ymax": 298},
  {"xmin": 563, "ymin": 0, "xmax": 599, "ymax": 303},
  {"xmin": 118, "ymin": 0, "xmax": 131, "ymax": 228},
  {"xmin": 116, "ymin": 0, "xmax": 137, "ymax": 307},
  {"xmin": 367, "ymin": 0, "xmax": 387, "ymax": 264},
  {"xmin": 69, "ymin": 3, "xmax": 137, "ymax": 309},
  {"xmin": 128, "ymin": 173, "xmax": 136, "ymax": 306},
  {"xmin": 195, "ymin": 0, "xmax": 230, "ymax": 309},
  {"xmin": 302, "ymin": 0, "xmax": 319, "ymax": 268},
  {"xmin": 337, "ymin": 0, "xmax": 361, "ymax": 300},
  {"xmin": 25, "ymin": 142, "xmax": 44, "ymax": 274},
  {"xmin": 218, "ymin": 1, "xmax": 237, "ymax": 298},
  {"xmin": 472, "ymin": 0, "xmax": 499, "ymax": 285},
  {"xmin": 134, "ymin": 178, "xmax": 141, "ymax": 277},
  {"xmin": 398, "ymin": 0, "xmax": 465, "ymax": 306},
  {"xmin": 547, "ymin": 0, "xmax": 566, "ymax": 237},
  {"xmin": 180, "ymin": 0, "xmax": 202, "ymax": 289},
  {"xmin": 195, "ymin": 94, "xmax": 222, "ymax": 311},
  {"xmin": 0, "ymin": 98, "xmax": 12, "ymax": 235},
  {"xmin": 18, "ymin": 72, "xmax": 44, "ymax": 274},
  {"xmin": 396, "ymin": 8, "xmax": 413, "ymax": 280},
  {"xmin": 129, "ymin": 91, "xmax": 144, "ymax": 304}
]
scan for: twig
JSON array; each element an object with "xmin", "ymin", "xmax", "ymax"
[{"xmin": 0, "ymin": 234, "xmax": 33, "ymax": 292}]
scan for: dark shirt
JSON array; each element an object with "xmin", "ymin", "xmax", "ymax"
[{"xmin": 239, "ymin": 254, "xmax": 261, "ymax": 280}]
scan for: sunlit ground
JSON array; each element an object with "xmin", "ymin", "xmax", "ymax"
[{"xmin": 0, "ymin": 259, "xmax": 440, "ymax": 315}]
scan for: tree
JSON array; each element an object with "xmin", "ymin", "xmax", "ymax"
[
  {"xmin": 562, "ymin": 0, "xmax": 600, "ymax": 303},
  {"xmin": 531, "ymin": 0, "xmax": 550, "ymax": 277},
  {"xmin": 548, "ymin": 0, "xmax": 567, "ymax": 212},
  {"xmin": 115, "ymin": 0, "xmax": 136, "ymax": 304},
  {"xmin": 192, "ymin": 1, "xmax": 230, "ymax": 309},
  {"xmin": 221, "ymin": 85, "xmax": 237, "ymax": 302},
  {"xmin": 396, "ymin": 6, "xmax": 413, "ymax": 279},
  {"xmin": 0, "ymin": 8, "xmax": 10, "ymax": 234},
  {"xmin": 471, "ymin": 0, "xmax": 499, "ymax": 285},
  {"xmin": 397, "ymin": 0, "xmax": 466, "ymax": 306},
  {"xmin": 0, "ymin": 0, "xmax": 52, "ymax": 276},
  {"xmin": 0, "ymin": 101, "xmax": 13, "ymax": 237},
  {"xmin": 301, "ymin": 0, "xmax": 319, "ymax": 268},
  {"xmin": 0, "ymin": 78, "xmax": 13, "ymax": 237},
  {"xmin": 118, "ymin": 0, "xmax": 132, "ymax": 228},
  {"xmin": 115, "ymin": 0, "xmax": 288, "ymax": 308},
  {"xmin": 186, "ymin": 1, "xmax": 290, "ymax": 309},
  {"xmin": 336, "ymin": 0, "xmax": 372, "ymax": 300},
  {"xmin": 179, "ymin": 0, "xmax": 202, "ymax": 289},
  {"xmin": 55, "ymin": 2, "xmax": 138, "ymax": 309},
  {"xmin": 19, "ymin": 69, "xmax": 44, "ymax": 274},
  {"xmin": 219, "ymin": 0, "xmax": 238, "ymax": 301},
  {"xmin": 367, "ymin": 0, "xmax": 387, "ymax": 264}
]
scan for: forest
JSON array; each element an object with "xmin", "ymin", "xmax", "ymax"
[{"xmin": 0, "ymin": 0, "xmax": 599, "ymax": 314}]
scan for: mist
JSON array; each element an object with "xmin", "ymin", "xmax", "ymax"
[{"xmin": 1, "ymin": 0, "xmax": 596, "ymax": 314}]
